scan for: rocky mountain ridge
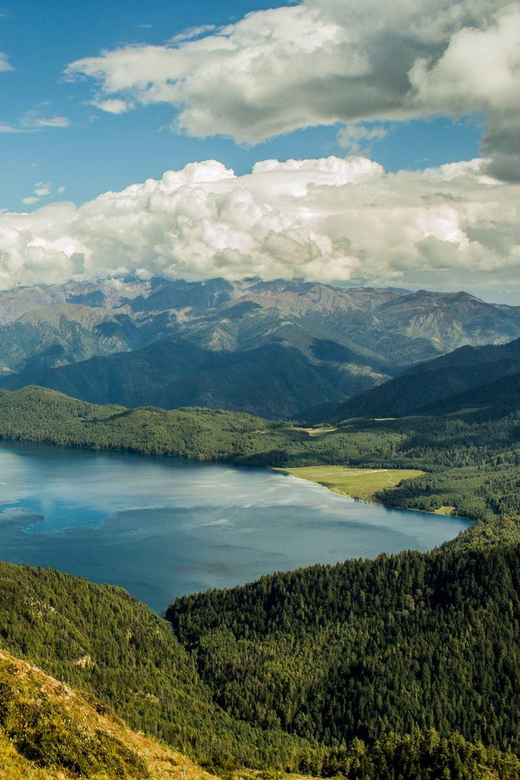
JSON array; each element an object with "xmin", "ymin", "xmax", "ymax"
[{"xmin": 0, "ymin": 277, "xmax": 519, "ymax": 417}]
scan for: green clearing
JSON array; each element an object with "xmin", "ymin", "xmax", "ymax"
[
  {"xmin": 434, "ymin": 505, "xmax": 457, "ymax": 515},
  {"xmin": 282, "ymin": 425, "xmax": 339, "ymax": 437},
  {"xmin": 275, "ymin": 465, "xmax": 424, "ymax": 502}
]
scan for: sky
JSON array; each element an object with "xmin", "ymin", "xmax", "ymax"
[{"xmin": 0, "ymin": 0, "xmax": 519, "ymax": 303}]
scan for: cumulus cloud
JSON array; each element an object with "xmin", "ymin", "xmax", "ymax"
[
  {"xmin": 65, "ymin": 0, "xmax": 520, "ymax": 177},
  {"xmin": 0, "ymin": 155, "xmax": 518, "ymax": 297}
]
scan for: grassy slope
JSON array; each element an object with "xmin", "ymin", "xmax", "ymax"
[
  {"xmin": 0, "ymin": 561, "xmax": 318, "ymax": 773},
  {"xmin": 0, "ymin": 650, "xmax": 221, "ymax": 780}
]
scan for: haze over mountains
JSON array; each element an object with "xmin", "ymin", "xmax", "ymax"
[{"xmin": 0, "ymin": 277, "xmax": 519, "ymax": 418}]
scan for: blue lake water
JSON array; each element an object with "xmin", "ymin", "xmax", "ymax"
[{"xmin": 0, "ymin": 441, "xmax": 472, "ymax": 611}]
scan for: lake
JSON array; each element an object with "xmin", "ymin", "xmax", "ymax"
[{"xmin": 0, "ymin": 441, "xmax": 472, "ymax": 611}]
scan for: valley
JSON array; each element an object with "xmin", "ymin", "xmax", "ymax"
[
  {"xmin": 0, "ymin": 282, "xmax": 519, "ymax": 778},
  {"xmin": 2, "ymin": 0, "xmax": 520, "ymax": 773},
  {"xmin": 0, "ymin": 440, "xmax": 468, "ymax": 610}
]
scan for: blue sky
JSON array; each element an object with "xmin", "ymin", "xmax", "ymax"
[
  {"xmin": 0, "ymin": 0, "xmax": 482, "ymax": 210},
  {"xmin": 1, "ymin": 0, "xmax": 299, "ymax": 208},
  {"xmin": 0, "ymin": 0, "xmax": 518, "ymax": 303}
]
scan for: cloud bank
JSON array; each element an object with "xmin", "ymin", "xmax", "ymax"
[
  {"xmin": 66, "ymin": 0, "xmax": 520, "ymax": 179},
  {"xmin": 0, "ymin": 155, "xmax": 519, "ymax": 297}
]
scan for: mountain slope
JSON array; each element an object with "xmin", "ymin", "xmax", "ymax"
[
  {"xmin": 423, "ymin": 371, "xmax": 520, "ymax": 418},
  {"xmin": 0, "ymin": 336, "xmax": 387, "ymax": 418},
  {"xmin": 0, "ymin": 649, "xmax": 220, "ymax": 780},
  {"xmin": 0, "ymin": 305, "xmax": 145, "ymax": 373},
  {"xmin": 1, "ymin": 278, "xmax": 520, "ymax": 418},
  {"xmin": 329, "ymin": 337, "xmax": 520, "ymax": 420}
]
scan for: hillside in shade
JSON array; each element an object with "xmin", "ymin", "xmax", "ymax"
[{"xmin": 326, "ymin": 337, "xmax": 520, "ymax": 421}]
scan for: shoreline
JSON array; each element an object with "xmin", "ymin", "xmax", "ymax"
[
  {"xmin": 0, "ymin": 436, "xmax": 465, "ymax": 521},
  {"xmin": 272, "ymin": 465, "xmax": 465, "ymax": 520}
]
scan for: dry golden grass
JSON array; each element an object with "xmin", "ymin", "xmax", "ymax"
[
  {"xmin": 0, "ymin": 650, "xmax": 221, "ymax": 780},
  {"xmin": 281, "ymin": 426, "xmax": 338, "ymax": 437}
]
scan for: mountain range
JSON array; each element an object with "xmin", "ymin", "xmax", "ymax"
[{"xmin": 0, "ymin": 277, "xmax": 519, "ymax": 417}]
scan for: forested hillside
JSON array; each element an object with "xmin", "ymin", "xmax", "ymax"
[
  {"xmin": 168, "ymin": 540, "xmax": 520, "ymax": 757},
  {"xmin": 1, "ymin": 385, "xmax": 520, "ymax": 523}
]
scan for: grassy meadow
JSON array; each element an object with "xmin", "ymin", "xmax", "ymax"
[{"xmin": 275, "ymin": 465, "xmax": 425, "ymax": 502}]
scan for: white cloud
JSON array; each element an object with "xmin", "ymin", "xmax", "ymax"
[
  {"xmin": 337, "ymin": 123, "xmax": 388, "ymax": 154},
  {"xmin": 169, "ymin": 25, "xmax": 218, "ymax": 44},
  {"xmin": 31, "ymin": 116, "xmax": 71, "ymax": 128},
  {"xmin": 0, "ymin": 155, "xmax": 518, "ymax": 297},
  {"xmin": 21, "ymin": 182, "xmax": 55, "ymax": 206},
  {"xmin": 0, "ymin": 52, "xmax": 13, "ymax": 72},
  {"xmin": 92, "ymin": 98, "xmax": 134, "ymax": 114},
  {"xmin": 10, "ymin": 109, "xmax": 73, "ymax": 133},
  {"xmin": 65, "ymin": 0, "xmax": 520, "ymax": 177},
  {"xmin": 34, "ymin": 183, "xmax": 52, "ymax": 197},
  {"xmin": 409, "ymin": 6, "xmax": 520, "ymax": 116}
]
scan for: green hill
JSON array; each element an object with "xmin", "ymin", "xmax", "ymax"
[
  {"xmin": 167, "ymin": 540, "xmax": 520, "ymax": 757},
  {"xmin": 1, "ymin": 385, "xmax": 520, "ymax": 523}
]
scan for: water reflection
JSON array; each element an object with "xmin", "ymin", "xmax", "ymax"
[{"xmin": 0, "ymin": 441, "xmax": 472, "ymax": 611}]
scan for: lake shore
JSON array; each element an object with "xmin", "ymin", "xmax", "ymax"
[{"xmin": 272, "ymin": 465, "xmax": 457, "ymax": 517}]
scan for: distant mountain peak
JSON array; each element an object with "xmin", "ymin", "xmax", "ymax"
[{"xmin": 0, "ymin": 277, "xmax": 519, "ymax": 418}]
